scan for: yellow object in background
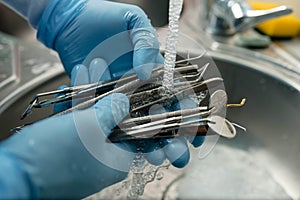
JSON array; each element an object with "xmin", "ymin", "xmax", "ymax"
[{"xmin": 250, "ymin": 2, "xmax": 300, "ymax": 38}]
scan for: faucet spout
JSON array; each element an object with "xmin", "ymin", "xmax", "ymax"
[{"xmin": 205, "ymin": 0, "xmax": 293, "ymax": 35}]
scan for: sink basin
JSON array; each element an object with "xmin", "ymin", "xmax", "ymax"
[
  {"xmin": 1, "ymin": 49, "xmax": 299, "ymax": 199},
  {"xmin": 175, "ymin": 53, "xmax": 300, "ymax": 199}
]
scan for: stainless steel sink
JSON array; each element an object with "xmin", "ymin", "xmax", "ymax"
[
  {"xmin": 2, "ymin": 48, "xmax": 299, "ymax": 199},
  {"xmin": 1, "ymin": 0, "xmax": 300, "ymax": 199},
  {"xmin": 5, "ymin": 62, "xmax": 298, "ymax": 198}
]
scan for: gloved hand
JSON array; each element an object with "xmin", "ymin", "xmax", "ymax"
[
  {"xmin": 0, "ymin": 93, "xmax": 133, "ymax": 199},
  {"xmin": 37, "ymin": 0, "xmax": 163, "ymax": 80}
]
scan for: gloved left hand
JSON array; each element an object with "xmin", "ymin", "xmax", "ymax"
[
  {"xmin": 0, "ymin": 92, "xmax": 133, "ymax": 199},
  {"xmin": 37, "ymin": 0, "xmax": 163, "ymax": 80}
]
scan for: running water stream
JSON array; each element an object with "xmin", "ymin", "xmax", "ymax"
[
  {"xmin": 126, "ymin": 0, "xmax": 185, "ymax": 199},
  {"xmin": 162, "ymin": 0, "xmax": 184, "ymax": 93}
]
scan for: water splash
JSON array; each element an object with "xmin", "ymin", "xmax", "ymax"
[
  {"xmin": 126, "ymin": 153, "xmax": 170, "ymax": 200},
  {"xmin": 163, "ymin": 0, "xmax": 184, "ymax": 93},
  {"xmin": 127, "ymin": 152, "xmax": 146, "ymax": 199}
]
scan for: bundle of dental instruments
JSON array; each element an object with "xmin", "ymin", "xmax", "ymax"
[{"xmin": 20, "ymin": 57, "xmax": 246, "ymax": 142}]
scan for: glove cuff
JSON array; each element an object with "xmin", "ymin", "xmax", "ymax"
[{"xmin": 37, "ymin": 0, "xmax": 88, "ymax": 49}]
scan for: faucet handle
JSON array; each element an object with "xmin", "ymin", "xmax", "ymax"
[
  {"xmin": 239, "ymin": 5, "xmax": 292, "ymax": 32},
  {"xmin": 206, "ymin": 0, "xmax": 293, "ymax": 35}
]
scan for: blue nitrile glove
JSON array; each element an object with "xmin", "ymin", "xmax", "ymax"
[
  {"xmin": 0, "ymin": 93, "xmax": 133, "ymax": 199},
  {"xmin": 37, "ymin": 0, "xmax": 164, "ymax": 80}
]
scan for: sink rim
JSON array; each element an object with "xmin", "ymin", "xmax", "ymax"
[{"xmin": 207, "ymin": 50, "xmax": 300, "ymax": 92}]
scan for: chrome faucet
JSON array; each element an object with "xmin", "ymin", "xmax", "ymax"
[{"xmin": 204, "ymin": 0, "xmax": 292, "ymax": 35}]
